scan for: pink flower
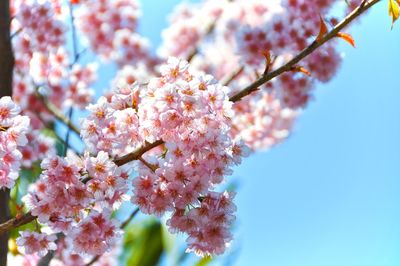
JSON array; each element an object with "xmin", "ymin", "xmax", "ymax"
[
  {"xmin": 0, "ymin": 97, "xmax": 30, "ymax": 189},
  {"xmin": 16, "ymin": 231, "xmax": 57, "ymax": 256},
  {"xmin": 0, "ymin": 96, "xmax": 21, "ymax": 126},
  {"xmin": 70, "ymin": 211, "xmax": 121, "ymax": 256}
]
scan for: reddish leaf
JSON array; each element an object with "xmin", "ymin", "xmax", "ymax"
[
  {"xmin": 336, "ymin": 32, "xmax": 356, "ymax": 48},
  {"xmin": 316, "ymin": 15, "xmax": 328, "ymax": 43},
  {"xmin": 291, "ymin": 66, "xmax": 311, "ymax": 77},
  {"xmin": 261, "ymin": 50, "xmax": 272, "ymax": 74}
]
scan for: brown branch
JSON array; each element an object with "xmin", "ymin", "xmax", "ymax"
[
  {"xmin": 120, "ymin": 208, "xmax": 140, "ymax": 229},
  {"xmin": 0, "ymin": 213, "xmax": 36, "ymax": 237},
  {"xmin": 229, "ymin": 0, "xmax": 381, "ymax": 103},
  {"xmin": 138, "ymin": 157, "xmax": 158, "ymax": 172},
  {"xmin": 222, "ymin": 66, "xmax": 244, "ymax": 86},
  {"xmin": 114, "ymin": 140, "xmax": 165, "ymax": 166},
  {"xmin": 37, "ymin": 93, "xmax": 81, "ymax": 136},
  {"xmin": 0, "ymin": 0, "xmax": 15, "ymax": 265}
]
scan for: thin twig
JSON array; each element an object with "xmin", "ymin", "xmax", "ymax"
[
  {"xmin": 35, "ymin": 113, "xmax": 80, "ymax": 155},
  {"xmin": 37, "ymin": 93, "xmax": 80, "ymax": 136},
  {"xmin": 138, "ymin": 157, "xmax": 158, "ymax": 172},
  {"xmin": 222, "ymin": 66, "xmax": 244, "ymax": 86},
  {"xmin": 120, "ymin": 208, "xmax": 140, "ymax": 229},
  {"xmin": 68, "ymin": 1, "xmax": 79, "ymax": 63},
  {"xmin": 63, "ymin": 108, "xmax": 74, "ymax": 157},
  {"xmin": 62, "ymin": 1, "xmax": 79, "ymax": 159},
  {"xmin": 10, "ymin": 27, "xmax": 22, "ymax": 39}
]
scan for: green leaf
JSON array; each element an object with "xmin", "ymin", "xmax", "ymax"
[
  {"xmin": 121, "ymin": 219, "xmax": 164, "ymax": 266},
  {"xmin": 389, "ymin": 0, "xmax": 400, "ymax": 29},
  {"xmin": 195, "ymin": 256, "xmax": 213, "ymax": 266},
  {"xmin": 161, "ymin": 223, "xmax": 179, "ymax": 262}
]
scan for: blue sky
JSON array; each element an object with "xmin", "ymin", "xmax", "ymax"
[
  {"xmin": 138, "ymin": 1, "xmax": 400, "ymax": 265},
  {"xmin": 66, "ymin": 1, "xmax": 400, "ymax": 265}
]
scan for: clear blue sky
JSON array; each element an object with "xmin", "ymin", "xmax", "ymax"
[
  {"xmin": 68, "ymin": 1, "xmax": 400, "ymax": 265},
  {"xmin": 141, "ymin": 1, "xmax": 400, "ymax": 265}
]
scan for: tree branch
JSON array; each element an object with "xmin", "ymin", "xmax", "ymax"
[
  {"xmin": 229, "ymin": 0, "xmax": 381, "ymax": 103},
  {"xmin": 114, "ymin": 140, "xmax": 165, "ymax": 166},
  {"xmin": 36, "ymin": 93, "xmax": 81, "ymax": 136},
  {"xmin": 0, "ymin": 0, "xmax": 14, "ymax": 264},
  {"xmin": 0, "ymin": 213, "xmax": 36, "ymax": 239},
  {"xmin": 222, "ymin": 66, "xmax": 244, "ymax": 86}
]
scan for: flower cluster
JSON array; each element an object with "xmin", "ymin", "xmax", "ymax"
[
  {"xmin": 16, "ymin": 231, "xmax": 57, "ymax": 257},
  {"xmin": 19, "ymin": 131, "xmax": 56, "ymax": 168},
  {"xmin": 13, "ymin": 0, "xmax": 65, "ymax": 54},
  {"xmin": 76, "ymin": 0, "xmax": 142, "ymax": 59},
  {"xmin": 168, "ymin": 192, "xmax": 236, "ymax": 256},
  {"xmin": 112, "ymin": 29, "xmax": 151, "ymax": 67},
  {"xmin": 112, "ymin": 64, "xmax": 151, "ymax": 89},
  {"xmin": 81, "ymin": 90, "xmax": 142, "ymax": 156},
  {"xmin": 160, "ymin": 0, "xmax": 347, "ymax": 149},
  {"xmin": 11, "ymin": 1, "xmax": 95, "ymax": 127},
  {"xmin": 158, "ymin": 1, "xmax": 225, "ymax": 59},
  {"xmin": 230, "ymin": 86, "xmax": 297, "ymax": 150},
  {"xmin": 80, "ymin": 57, "xmax": 249, "ymax": 255},
  {"xmin": 0, "ymin": 97, "xmax": 30, "ymax": 189},
  {"xmin": 6, "ymin": 0, "xmax": 366, "ymax": 261},
  {"xmin": 46, "ymin": 235, "xmax": 121, "ymax": 265},
  {"xmin": 20, "ymin": 151, "xmax": 128, "ymax": 258},
  {"xmin": 134, "ymin": 58, "xmax": 249, "ymax": 255},
  {"xmin": 70, "ymin": 211, "xmax": 121, "ymax": 256}
]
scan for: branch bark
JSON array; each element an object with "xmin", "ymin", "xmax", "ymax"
[
  {"xmin": 0, "ymin": 0, "xmax": 14, "ymax": 265},
  {"xmin": 114, "ymin": 140, "xmax": 165, "ymax": 166}
]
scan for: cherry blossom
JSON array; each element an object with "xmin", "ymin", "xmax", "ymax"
[
  {"xmin": 16, "ymin": 231, "xmax": 57, "ymax": 256},
  {"xmin": 0, "ymin": 97, "xmax": 30, "ymax": 189},
  {"xmin": 3, "ymin": 0, "xmax": 378, "ymax": 261}
]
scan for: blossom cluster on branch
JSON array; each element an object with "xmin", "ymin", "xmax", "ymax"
[{"xmin": 1, "ymin": 0, "xmax": 382, "ymax": 264}]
